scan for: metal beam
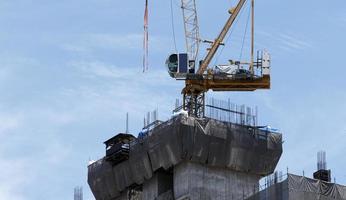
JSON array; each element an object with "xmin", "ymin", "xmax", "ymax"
[
  {"xmin": 197, "ymin": 0, "xmax": 247, "ymax": 74},
  {"xmin": 181, "ymin": 0, "xmax": 200, "ymax": 61}
]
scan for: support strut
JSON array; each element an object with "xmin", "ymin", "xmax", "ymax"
[{"xmin": 183, "ymin": 91, "xmax": 205, "ymax": 118}]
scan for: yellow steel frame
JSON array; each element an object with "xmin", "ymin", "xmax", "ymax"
[
  {"xmin": 181, "ymin": 0, "xmax": 270, "ymax": 117},
  {"xmin": 184, "ymin": 75, "xmax": 270, "ymax": 93}
]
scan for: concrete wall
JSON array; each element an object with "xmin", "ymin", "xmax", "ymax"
[
  {"xmin": 174, "ymin": 161, "xmax": 260, "ymax": 200},
  {"xmin": 142, "ymin": 170, "xmax": 173, "ymax": 200},
  {"xmin": 115, "ymin": 190, "xmax": 128, "ymax": 200}
]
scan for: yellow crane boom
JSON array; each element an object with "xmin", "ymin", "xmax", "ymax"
[{"xmin": 197, "ymin": 0, "xmax": 247, "ymax": 75}]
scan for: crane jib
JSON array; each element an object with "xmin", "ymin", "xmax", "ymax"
[{"xmin": 197, "ymin": 0, "xmax": 247, "ymax": 75}]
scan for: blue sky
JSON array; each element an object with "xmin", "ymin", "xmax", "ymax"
[{"xmin": 0, "ymin": 0, "xmax": 346, "ymax": 199}]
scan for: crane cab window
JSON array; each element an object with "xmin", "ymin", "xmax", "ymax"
[{"xmin": 166, "ymin": 53, "xmax": 190, "ymax": 78}]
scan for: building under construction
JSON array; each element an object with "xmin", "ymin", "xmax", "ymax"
[
  {"xmin": 88, "ymin": 114, "xmax": 282, "ymax": 200},
  {"xmin": 88, "ymin": 112, "xmax": 346, "ymax": 200},
  {"xmin": 87, "ymin": 0, "xmax": 346, "ymax": 199}
]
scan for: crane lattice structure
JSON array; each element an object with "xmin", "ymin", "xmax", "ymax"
[{"xmin": 181, "ymin": 0, "xmax": 200, "ymax": 62}]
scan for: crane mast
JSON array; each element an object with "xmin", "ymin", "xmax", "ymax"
[{"xmin": 181, "ymin": 0, "xmax": 200, "ymax": 63}]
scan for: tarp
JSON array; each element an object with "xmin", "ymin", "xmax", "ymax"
[
  {"xmin": 174, "ymin": 161, "xmax": 261, "ymax": 200},
  {"xmin": 247, "ymin": 174, "xmax": 346, "ymax": 200},
  {"xmin": 88, "ymin": 115, "xmax": 283, "ymax": 200}
]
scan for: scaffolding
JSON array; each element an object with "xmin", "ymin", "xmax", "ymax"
[{"xmin": 174, "ymin": 97, "xmax": 258, "ymax": 127}]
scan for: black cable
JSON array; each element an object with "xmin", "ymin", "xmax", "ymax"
[
  {"xmin": 239, "ymin": 2, "xmax": 251, "ymax": 61},
  {"xmin": 214, "ymin": 0, "xmax": 248, "ymax": 65},
  {"xmin": 170, "ymin": 0, "xmax": 178, "ymax": 53}
]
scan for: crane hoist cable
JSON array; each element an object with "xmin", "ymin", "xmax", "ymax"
[
  {"xmin": 239, "ymin": 2, "xmax": 251, "ymax": 61},
  {"xmin": 213, "ymin": 22, "xmax": 236, "ymax": 66},
  {"xmin": 170, "ymin": 0, "xmax": 178, "ymax": 53},
  {"xmin": 214, "ymin": 0, "xmax": 248, "ymax": 65}
]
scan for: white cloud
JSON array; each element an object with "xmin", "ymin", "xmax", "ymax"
[
  {"xmin": 69, "ymin": 60, "xmax": 170, "ymax": 82},
  {"xmin": 253, "ymin": 90, "xmax": 346, "ymax": 179},
  {"xmin": 60, "ymin": 43, "xmax": 90, "ymax": 54},
  {"xmin": 0, "ymin": 68, "xmax": 10, "ymax": 82},
  {"xmin": 42, "ymin": 140, "xmax": 72, "ymax": 165},
  {"xmin": 340, "ymin": 14, "xmax": 346, "ymax": 25},
  {"xmin": 0, "ymin": 157, "xmax": 33, "ymax": 200},
  {"xmin": 0, "ymin": 108, "xmax": 75, "ymax": 199},
  {"xmin": 341, "ymin": 16, "xmax": 346, "ymax": 22},
  {"xmin": 60, "ymin": 33, "xmax": 170, "ymax": 54},
  {"xmin": 69, "ymin": 60, "xmax": 123, "ymax": 79},
  {"xmin": 0, "ymin": 113, "xmax": 21, "ymax": 135},
  {"xmin": 65, "ymin": 60, "xmax": 181, "ymax": 124},
  {"xmin": 257, "ymin": 30, "xmax": 313, "ymax": 52},
  {"xmin": 88, "ymin": 33, "xmax": 143, "ymax": 50},
  {"xmin": 278, "ymin": 33, "xmax": 312, "ymax": 50}
]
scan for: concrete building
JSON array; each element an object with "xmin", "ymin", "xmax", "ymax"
[{"xmin": 88, "ymin": 115, "xmax": 282, "ymax": 200}]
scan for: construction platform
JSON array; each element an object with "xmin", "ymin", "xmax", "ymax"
[{"xmin": 88, "ymin": 115, "xmax": 283, "ymax": 200}]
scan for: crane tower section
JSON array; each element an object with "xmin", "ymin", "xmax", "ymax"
[{"xmin": 181, "ymin": 0, "xmax": 200, "ymax": 64}]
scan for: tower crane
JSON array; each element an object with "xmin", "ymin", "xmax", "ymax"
[{"xmin": 166, "ymin": 0, "xmax": 271, "ymax": 117}]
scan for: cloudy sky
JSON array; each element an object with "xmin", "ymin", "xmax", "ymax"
[{"xmin": 0, "ymin": 0, "xmax": 346, "ymax": 199}]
